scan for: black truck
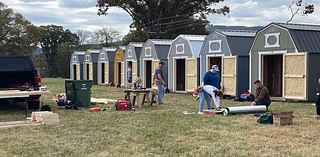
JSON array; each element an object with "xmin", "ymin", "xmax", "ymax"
[{"xmin": 0, "ymin": 56, "xmax": 42, "ymax": 109}]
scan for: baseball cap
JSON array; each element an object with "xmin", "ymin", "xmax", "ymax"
[{"xmin": 211, "ymin": 65, "xmax": 219, "ymax": 72}]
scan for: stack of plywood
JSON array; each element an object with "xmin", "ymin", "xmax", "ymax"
[
  {"xmin": 31, "ymin": 111, "xmax": 60, "ymax": 125},
  {"xmin": 272, "ymin": 111, "xmax": 293, "ymax": 126}
]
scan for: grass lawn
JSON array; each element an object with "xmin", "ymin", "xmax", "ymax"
[{"xmin": 0, "ymin": 78, "xmax": 319, "ymax": 157}]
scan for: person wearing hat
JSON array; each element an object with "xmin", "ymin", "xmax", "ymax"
[
  {"xmin": 153, "ymin": 61, "xmax": 166, "ymax": 105},
  {"xmin": 201, "ymin": 64, "xmax": 222, "ymax": 111},
  {"xmin": 251, "ymin": 80, "xmax": 271, "ymax": 107}
]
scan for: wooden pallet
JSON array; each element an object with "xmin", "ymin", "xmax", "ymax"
[
  {"xmin": 31, "ymin": 111, "xmax": 60, "ymax": 125},
  {"xmin": 91, "ymin": 98, "xmax": 117, "ymax": 104},
  {"xmin": 272, "ymin": 111, "xmax": 293, "ymax": 126},
  {"xmin": 0, "ymin": 120, "xmax": 41, "ymax": 129}
]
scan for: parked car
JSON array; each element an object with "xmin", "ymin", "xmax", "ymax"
[{"xmin": 0, "ymin": 56, "xmax": 42, "ymax": 109}]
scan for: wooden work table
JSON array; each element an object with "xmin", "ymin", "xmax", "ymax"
[{"xmin": 123, "ymin": 89, "xmax": 156, "ymax": 107}]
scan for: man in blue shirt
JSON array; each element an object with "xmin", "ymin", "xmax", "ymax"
[
  {"xmin": 153, "ymin": 61, "xmax": 166, "ymax": 105},
  {"xmin": 202, "ymin": 65, "xmax": 222, "ymax": 111}
]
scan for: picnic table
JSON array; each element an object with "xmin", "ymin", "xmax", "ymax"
[{"xmin": 123, "ymin": 89, "xmax": 156, "ymax": 107}]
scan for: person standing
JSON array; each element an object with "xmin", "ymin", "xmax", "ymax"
[
  {"xmin": 153, "ymin": 61, "xmax": 166, "ymax": 105},
  {"xmin": 202, "ymin": 65, "xmax": 222, "ymax": 110},
  {"xmin": 251, "ymin": 80, "xmax": 271, "ymax": 107},
  {"xmin": 127, "ymin": 65, "xmax": 132, "ymax": 83},
  {"xmin": 198, "ymin": 87, "xmax": 212, "ymax": 114}
]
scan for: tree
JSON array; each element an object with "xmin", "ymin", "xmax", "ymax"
[
  {"xmin": 0, "ymin": 2, "xmax": 40, "ymax": 56},
  {"xmin": 122, "ymin": 29, "xmax": 148, "ymax": 45},
  {"xmin": 39, "ymin": 25, "xmax": 79, "ymax": 77},
  {"xmin": 76, "ymin": 30, "xmax": 91, "ymax": 45},
  {"xmin": 287, "ymin": 0, "xmax": 314, "ymax": 23},
  {"xmin": 92, "ymin": 26, "xmax": 122, "ymax": 46},
  {"xmin": 96, "ymin": 0, "xmax": 229, "ymax": 39}
]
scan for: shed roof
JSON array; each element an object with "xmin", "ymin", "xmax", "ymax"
[
  {"xmin": 87, "ymin": 49, "xmax": 100, "ymax": 63},
  {"xmin": 73, "ymin": 51, "xmax": 85, "ymax": 63},
  {"xmin": 180, "ymin": 35, "xmax": 206, "ymax": 41},
  {"xmin": 149, "ymin": 39, "xmax": 172, "ymax": 45},
  {"xmin": 216, "ymin": 30, "xmax": 256, "ymax": 56},
  {"xmin": 129, "ymin": 42, "xmax": 143, "ymax": 48},
  {"xmin": 177, "ymin": 35, "xmax": 206, "ymax": 57},
  {"xmin": 271, "ymin": 23, "xmax": 320, "ymax": 53},
  {"xmin": 101, "ymin": 47, "xmax": 116, "ymax": 62}
]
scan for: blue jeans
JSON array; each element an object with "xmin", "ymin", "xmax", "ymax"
[
  {"xmin": 157, "ymin": 84, "xmax": 165, "ymax": 104},
  {"xmin": 199, "ymin": 90, "xmax": 212, "ymax": 112},
  {"xmin": 256, "ymin": 99, "xmax": 271, "ymax": 107}
]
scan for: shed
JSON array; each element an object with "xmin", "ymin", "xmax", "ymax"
[
  {"xmin": 168, "ymin": 35, "xmax": 206, "ymax": 92},
  {"xmin": 70, "ymin": 51, "xmax": 85, "ymax": 80},
  {"xmin": 200, "ymin": 30, "xmax": 256, "ymax": 98},
  {"xmin": 124, "ymin": 42, "xmax": 143, "ymax": 87},
  {"xmin": 83, "ymin": 49, "xmax": 100, "ymax": 85},
  {"xmin": 98, "ymin": 47, "xmax": 116, "ymax": 85},
  {"xmin": 114, "ymin": 47, "xmax": 125, "ymax": 86},
  {"xmin": 250, "ymin": 22, "xmax": 320, "ymax": 101},
  {"xmin": 140, "ymin": 39, "xmax": 172, "ymax": 88}
]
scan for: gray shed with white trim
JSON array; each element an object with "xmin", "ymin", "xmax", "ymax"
[
  {"xmin": 200, "ymin": 30, "xmax": 256, "ymax": 98},
  {"xmin": 124, "ymin": 42, "xmax": 143, "ymax": 87},
  {"xmin": 168, "ymin": 35, "xmax": 206, "ymax": 92},
  {"xmin": 250, "ymin": 22, "xmax": 320, "ymax": 101},
  {"xmin": 98, "ymin": 47, "xmax": 116, "ymax": 85},
  {"xmin": 70, "ymin": 51, "xmax": 85, "ymax": 80},
  {"xmin": 83, "ymin": 49, "xmax": 100, "ymax": 85},
  {"xmin": 140, "ymin": 39, "xmax": 172, "ymax": 88}
]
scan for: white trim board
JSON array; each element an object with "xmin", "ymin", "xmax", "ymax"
[{"xmin": 172, "ymin": 56, "xmax": 188, "ymax": 92}]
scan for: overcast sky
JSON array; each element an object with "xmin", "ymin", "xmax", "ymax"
[{"xmin": 2, "ymin": 0, "xmax": 320, "ymax": 37}]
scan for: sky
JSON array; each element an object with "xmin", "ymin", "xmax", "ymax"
[{"xmin": 2, "ymin": 0, "xmax": 320, "ymax": 37}]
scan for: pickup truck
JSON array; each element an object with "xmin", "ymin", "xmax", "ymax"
[{"xmin": 0, "ymin": 56, "xmax": 42, "ymax": 109}]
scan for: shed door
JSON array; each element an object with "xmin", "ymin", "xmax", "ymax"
[
  {"xmin": 132, "ymin": 61, "xmax": 137, "ymax": 82},
  {"xmin": 152, "ymin": 60, "xmax": 159, "ymax": 89},
  {"xmin": 284, "ymin": 53, "xmax": 306, "ymax": 100},
  {"xmin": 222, "ymin": 56, "xmax": 237, "ymax": 96},
  {"xmin": 105, "ymin": 63, "xmax": 109, "ymax": 83},
  {"xmin": 89, "ymin": 63, "xmax": 93, "ymax": 80},
  {"xmin": 121, "ymin": 62, "xmax": 124, "ymax": 86},
  {"xmin": 186, "ymin": 58, "xmax": 197, "ymax": 92}
]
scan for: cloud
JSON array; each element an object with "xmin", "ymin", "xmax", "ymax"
[
  {"xmin": 2, "ymin": 0, "xmax": 132, "ymax": 36},
  {"xmin": 58, "ymin": 0, "xmax": 96, "ymax": 9},
  {"xmin": 208, "ymin": 0, "xmax": 320, "ymax": 26},
  {"xmin": 3, "ymin": 0, "xmax": 320, "ymax": 38}
]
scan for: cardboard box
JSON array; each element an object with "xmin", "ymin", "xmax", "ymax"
[{"xmin": 272, "ymin": 111, "xmax": 293, "ymax": 126}]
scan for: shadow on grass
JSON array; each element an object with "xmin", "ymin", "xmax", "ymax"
[{"xmin": 0, "ymin": 101, "xmax": 27, "ymax": 122}]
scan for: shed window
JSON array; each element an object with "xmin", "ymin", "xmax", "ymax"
[
  {"xmin": 209, "ymin": 40, "xmax": 222, "ymax": 53},
  {"xmin": 264, "ymin": 33, "xmax": 280, "ymax": 48},
  {"xmin": 176, "ymin": 44, "xmax": 184, "ymax": 54},
  {"xmin": 85, "ymin": 55, "xmax": 90, "ymax": 62},
  {"xmin": 72, "ymin": 56, "xmax": 77, "ymax": 63},
  {"xmin": 145, "ymin": 47, "xmax": 152, "ymax": 56},
  {"xmin": 128, "ymin": 50, "xmax": 133, "ymax": 57},
  {"xmin": 101, "ymin": 53, "xmax": 105, "ymax": 60}
]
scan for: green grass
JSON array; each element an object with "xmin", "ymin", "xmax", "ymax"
[{"xmin": 0, "ymin": 78, "xmax": 319, "ymax": 157}]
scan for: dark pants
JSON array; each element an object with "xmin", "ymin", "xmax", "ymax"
[
  {"xmin": 256, "ymin": 99, "xmax": 271, "ymax": 107},
  {"xmin": 316, "ymin": 95, "xmax": 320, "ymax": 115}
]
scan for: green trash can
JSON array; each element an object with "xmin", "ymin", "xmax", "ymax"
[{"xmin": 65, "ymin": 80, "xmax": 93, "ymax": 107}]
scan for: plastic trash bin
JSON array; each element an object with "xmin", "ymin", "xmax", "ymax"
[{"xmin": 65, "ymin": 80, "xmax": 93, "ymax": 107}]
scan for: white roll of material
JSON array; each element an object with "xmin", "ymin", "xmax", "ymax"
[{"xmin": 223, "ymin": 105, "xmax": 267, "ymax": 116}]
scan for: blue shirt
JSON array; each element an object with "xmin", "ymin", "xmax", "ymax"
[{"xmin": 203, "ymin": 71, "xmax": 221, "ymax": 89}]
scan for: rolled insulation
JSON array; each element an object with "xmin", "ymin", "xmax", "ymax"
[{"xmin": 223, "ymin": 105, "xmax": 267, "ymax": 116}]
